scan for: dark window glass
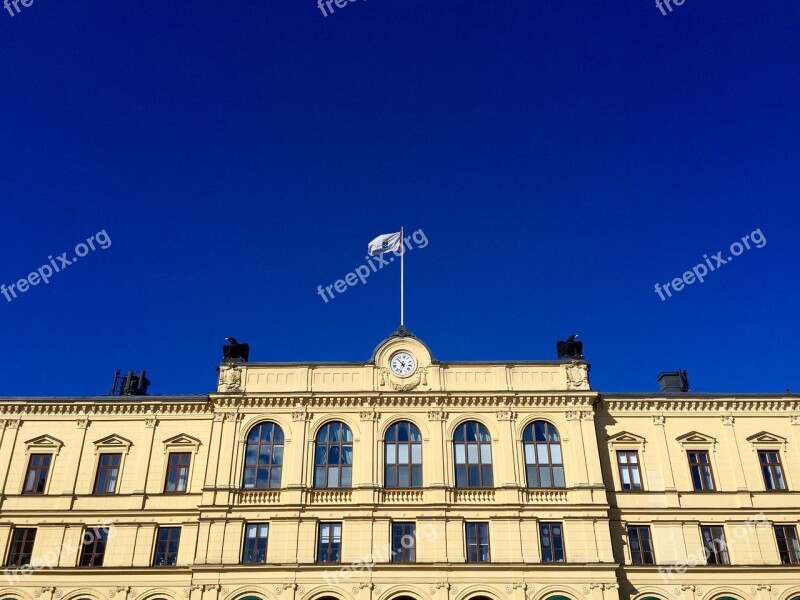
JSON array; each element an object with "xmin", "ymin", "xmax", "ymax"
[
  {"xmin": 93, "ymin": 453, "xmax": 121, "ymax": 494},
  {"xmin": 242, "ymin": 422, "xmax": 284, "ymax": 489},
  {"xmin": 628, "ymin": 525, "xmax": 655, "ymax": 565},
  {"xmin": 616, "ymin": 451, "xmax": 642, "ymax": 491},
  {"xmin": 775, "ymin": 525, "xmax": 800, "ymax": 564},
  {"xmin": 314, "ymin": 423, "xmax": 353, "ymax": 489},
  {"xmin": 539, "ymin": 522, "xmax": 565, "ymax": 562},
  {"xmin": 164, "ymin": 452, "xmax": 191, "ymax": 493},
  {"xmin": 6, "ymin": 528, "xmax": 36, "ymax": 567},
  {"xmin": 688, "ymin": 451, "xmax": 715, "ymax": 491},
  {"xmin": 385, "ymin": 421, "xmax": 423, "ymax": 488},
  {"xmin": 79, "ymin": 526, "xmax": 109, "ymax": 567},
  {"xmin": 454, "ymin": 422, "xmax": 493, "ymax": 488},
  {"xmin": 152, "ymin": 527, "xmax": 181, "ymax": 566},
  {"xmin": 465, "ymin": 522, "xmax": 490, "ymax": 563},
  {"xmin": 523, "ymin": 422, "xmax": 565, "ymax": 488},
  {"xmin": 23, "ymin": 454, "xmax": 52, "ymax": 494},
  {"xmin": 317, "ymin": 522, "xmax": 342, "ymax": 563},
  {"xmin": 242, "ymin": 523, "xmax": 269, "ymax": 564},
  {"xmin": 759, "ymin": 451, "xmax": 787, "ymax": 491},
  {"xmin": 391, "ymin": 522, "xmax": 416, "ymax": 562},
  {"xmin": 700, "ymin": 525, "xmax": 729, "ymax": 565}
]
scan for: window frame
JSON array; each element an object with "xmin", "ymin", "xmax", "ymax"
[
  {"xmin": 453, "ymin": 421, "xmax": 494, "ymax": 489},
  {"xmin": 465, "ymin": 521, "xmax": 491, "ymax": 563},
  {"xmin": 23, "ymin": 453, "xmax": 53, "ymax": 495},
  {"xmin": 539, "ymin": 521, "xmax": 565, "ymax": 563},
  {"xmin": 241, "ymin": 422, "xmax": 285, "ymax": 490},
  {"xmin": 616, "ymin": 450, "xmax": 644, "ymax": 491},
  {"xmin": 687, "ymin": 450, "xmax": 716, "ymax": 491},
  {"xmin": 6, "ymin": 527, "xmax": 36, "ymax": 568},
  {"xmin": 700, "ymin": 525, "xmax": 729, "ymax": 565},
  {"xmin": 384, "ymin": 421, "xmax": 423, "ymax": 489},
  {"xmin": 163, "ymin": 452, "xmax": 192, "ymax": 494},
  {"xmin": 774, "ymin": 524, "xmax": 800, "ymax": 565},
  {"xmin": 93, "ymin": 452, "xmax": 123, "ymax": 495},
  {"xmin": 759, "ymin": 450, "xmax": 787, "ymax": 491},
  {"xmin": 627, "ymin": 525, "xmax": 655, "ymax": 565},
  {"xmin": 317, "ymin": 521, "xmax": 343, "ymax": 564},
  {"xmin": 314, "ymin": 422, "xmax": 354, "ymax": 489},
  {"xmin": 391, "ymin": 521, "xmax": 416, "ymax": 563},
  {"xmin": 161, "ymin": 434, "xmax": 201, "ymax": 495},
  {"xmin": 241, "ymin": 522, "xmax": 269, "ymax": 565},
  {"xmin": 152, "ymin": 526, "xmax": 181, "ymax": 567},
  {"xmin": 79, "ymin": 526, "xmax": 109, "ymax": 567},
  {"xmin": 522, "ymin": 421, "xmax": 566, "ymax": 489}
]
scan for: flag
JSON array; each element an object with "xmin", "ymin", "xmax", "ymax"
[{"xmin": 368, "ymin": 232, "xmax": 402, "ymax": 255}]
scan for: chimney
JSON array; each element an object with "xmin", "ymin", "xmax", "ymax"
[{"xmin": 657, "ymin": 370, "xmax": 689, "ymax": 393}]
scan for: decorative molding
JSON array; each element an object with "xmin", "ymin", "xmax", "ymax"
[
  {"xmin": 360, "ymin": 410, "xmax": 381, "ymax": 422},
  {"xmin": 93, "ymin": 433, "xmax": 133, "ymax": 454},
  {"xmin": 496, "ymin": 409, "xmax": 516, "ymax": 421},
  {"xmin": 4, "ymin": 419, "xmax": 21, "ymax": 429},
  {"xmin": 565, "ymin": 361, "xmax": 590, "ymax": 390},
  {"xmin": 292, "ymin": 411, "xmax": 313, "ymax": 422},
  {"xmin": 791, "ymin": 415, "xmax": 800, "ymax": 426},
  {"xmin": 722, "ymin": 415, "xmax": 735, "ymax": 426},
  {"xmin": 676, "ymin": 430, "xmax": 717, "ymax": 448},
  {"xmin": 218, "ymin": 364, "xmax": 242, "ymax": 390},
  {"xmin": 746, "ymin": 430, "xmax": 788, "ymax": 452},
  {"xmin": 427, "ymin": 409, "xmax": 447, "ymax": 421},
  {"xmin": 428, "ymin": 583, "xmax": 452, "ymax": 594},
  {"xmin": 352, "ymin": 583, "xmax": 375, "ymax": 593},
  {"xmin": 566, "ymin": 409, "xmax": 593, "ymax": 421},
  {"xmin": 383, "ymin": 366, "xmax": 428, "ymax": 391},
  {"xmin": 606, "ymin": 430, "xmax": 647, "ymax": 446},
  {"xmin": 108, "ymin": 588, "xmax": 131, "ymax": 598},
  {"xmin": 76, "ymin": 417, "xmax": 90, "ymax": 429},
  {"xmin": 652, "ymin": 414, "xmax": 666, "ymax": 426},
  {"xmin": 24, "ymin": 434, "xmax": 64, "ymax": 456},
  {"xmin": 144, "ymin": 416, "xmax": 158, "ymax": 428}
]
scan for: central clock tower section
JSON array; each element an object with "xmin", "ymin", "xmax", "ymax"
[{"xmin": 370, "ymin": 326, "xmax": 437, "ymax": 392}]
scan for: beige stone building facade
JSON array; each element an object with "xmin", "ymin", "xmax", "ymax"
[{"xmin": 0, "ymin": 330, "xmax": 798, "ymax": 600}]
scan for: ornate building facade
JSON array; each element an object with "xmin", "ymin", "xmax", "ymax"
[{"xmin": 0, "ymin": 330, "xmax": 798, "ymax": 600}]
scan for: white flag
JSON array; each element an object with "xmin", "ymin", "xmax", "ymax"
[{"xmin": 368, "ymin": 232, "xmax": 402, "ymax": 255}]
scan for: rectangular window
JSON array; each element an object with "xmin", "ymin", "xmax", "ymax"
[
  {"xmin": 539, "ymin": 522, "xmax": 565, "ymax": 562},
  {"xmin": 627, "ymin": 525, "xmax": 655, "ymax": 565},
  {"xmin": 23, "ymin": 454, "xmax": 52, "ymax": 494},
  {"xmin": 93, "ymin": 453, "xmax": 122, "ymax": 494},
  {"xmin": 317, "ymin": 522, "xmax": 342, "ymax": 564},
  {"xmin": 79, "ymin": 526, "xmax": 109, "ymax": 567},
  {"xmin": 164, "ymin": 452, "xmax": 191, "ymax": 493},
  {"xmin": 700, "ymin": 525, "xmax": 729, "ymax": 565},
  {"xmin": 242, "ymin": 523, "xmax": 269, "ymax": 564},
  {"xmin": 774, "ymin": 525, "xmax": 800, "ymax": 565},
  {"xmin": 759, "ymin": 451, "xmax": 787, "ymax": 491},
  {"xmin": 152, "ymin": 527, "xmax": 181, "ymax": 566},
  {"xmin": 688, "ymin": 451, "xmax": 715, "ymax": 491},
  {"xmin": 391, "ymin": 522, "xmax": 416, "ymax": 563},
  {"xmin": 617, "ymin": 450, "xmax": 642, "ymax": 491},
  {"xmin": 465, "ymin": 522, "xmax": 490, "ymax": 563},
  {"xmin": 6, "ymin": 528, "xmax": 36, "ymax": 567}
]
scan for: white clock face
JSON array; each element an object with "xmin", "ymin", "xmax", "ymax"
[{"xmin": 390, "ymin": 352, "xmax": 416, "ymax": 377}]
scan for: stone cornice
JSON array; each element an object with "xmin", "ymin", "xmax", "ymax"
[
  {"xmin": 603, "ymin": 397, "xmax": 799, "ymax": 413},
  {"xmin": 210, "ymin": 392, "xmax": 598, "ymax": 410},
  {"xmin": 0, "ymin": 398, "xmax": 211, "ymax": 418}
]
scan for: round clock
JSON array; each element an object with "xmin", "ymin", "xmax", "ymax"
[{"xmin": 390, "ymin": 352, "xmax": 416, "ymax": 377}]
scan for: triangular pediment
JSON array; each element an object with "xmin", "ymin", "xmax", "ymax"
[
  {"xmin": 676, "ymin": 431, "xmax": 717, "ymax": 445},
  {"xmin": 163, "ymin": 433, "xmax": 201, "ymax": 447},
  {"xmin": 607, "ymin": 431, "xmax": 646, "ymax": 445},
  {"xmin": 93, "ymin": 434, "xmax": 133, "ymax": 448},
  {"xmin": 25, "ymin": 434, "xmax": 64, "ymax": 449},
  {"xmin": 746, "ymin": 431, "xmax": 787, "ymax": 445}
]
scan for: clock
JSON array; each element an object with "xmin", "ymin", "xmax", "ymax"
[{"xmin": 390, "ymin": 352, "xmax": 416, "ymax": 377}]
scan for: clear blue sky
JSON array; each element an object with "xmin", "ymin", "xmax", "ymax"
[{"xmin": 1, "ymin": 0, "xmax": 798, "ymax": 396}]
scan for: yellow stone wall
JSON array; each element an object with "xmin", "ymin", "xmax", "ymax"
[{"xmin": 0, "ymin": 334, "xmax": 796, "ymax": 600}]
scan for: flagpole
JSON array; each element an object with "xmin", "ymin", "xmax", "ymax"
[{"xmin": 400, "ymin": 226, "xmax": 404, "ymax": 326}]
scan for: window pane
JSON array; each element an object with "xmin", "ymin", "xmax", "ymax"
[
  {"xmin": 480, "ymin": 444, "xmax": 492, "ymax": 463},
  {"xmin": 386, "ymin": 445, "xmax": 396, "ymax": 463},
  {"xmin": 455, "ymin": 445, "xmax": 466, "ymax": 464},
  {"xmin": 411, "ymin": 444, "xmax": 422, "ymax": 463},
  {"xmin": 550, "ymin": 445, "xmax": 562, "ymax": 464}
]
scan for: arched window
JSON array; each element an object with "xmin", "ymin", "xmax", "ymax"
[
  {"xmin": 385, "ymin": 421, "xmax": 422, "ymax": 488},
  {"xmin": 314, "ymin": 422, "xmax": 353, "ymax": 488},
  {"xmin": 242, "ymin": 422, "xmax": 284, "ymax": 489},
  {"xmin": 454, "ymin": 421, "xmax": 493, "ymax": 488},
  {"xmin": 523, "ymin": 421, "xmax": 565, "ymax": 488}
]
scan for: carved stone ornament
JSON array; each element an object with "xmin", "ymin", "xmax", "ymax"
[
  {"xmin": 565, "ymin": 360, "xmax": 589, "ymax": 390},
  {"xmin": 383, "ymin": 366, "xmax": 427, "ymax": 391},
  {"xmin": 218, "ymin": 364, "xmax": 242, "ymax": 390}
]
